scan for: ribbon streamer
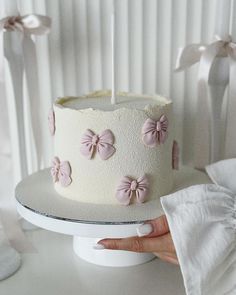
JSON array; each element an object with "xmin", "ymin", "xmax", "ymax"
[
  {"xmin": 0, "ymin": 14, "xmax": 51, "ymax": 175},
  {"xmin": 0, "ymin": 14, "xmax": 51, "ymax": 252},
  {"xmin": 175, "ymin": 35, "xmax": 236, "ymax": 168}
]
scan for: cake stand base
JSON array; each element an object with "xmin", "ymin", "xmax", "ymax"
[{"xmin": 15, "ymin": 166, "xmax": 210, "ymax": 267}]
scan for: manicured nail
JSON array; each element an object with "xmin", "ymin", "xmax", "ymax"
[
  {"xmin": 136, "ymin": 223, "xmax": 153, "ymax": 237},
  {"xmin": 93, "ymin": 243, "xmax": 105, "ymax": 250}
]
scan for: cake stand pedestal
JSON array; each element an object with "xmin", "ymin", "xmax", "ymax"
[
  {"xmin": 15, "ymin": 167, "xmax": 210, "ymax": 267},
  {"xmin": 16, "ymin": 202, "xmax": 154, "ymax": 267}
]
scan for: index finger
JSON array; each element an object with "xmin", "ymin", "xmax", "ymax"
[{"xmin": 98, "ymin": 233, "xmax": 174, "ymax": 253}]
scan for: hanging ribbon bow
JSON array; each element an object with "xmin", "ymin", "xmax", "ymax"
[
  {"xmin": 0, "ymin": 13, "xmax": 51, "ymax": 254},
  {"xmin": 175, "ymin": 35, "xmax": 236, "ymax": 74},
  {"xmin": 116, "ymin": 175, "xmax": 149, "ymax": 206},
  {"xmin": 175, "ymin": 35, "xmax": 236, "ymax": 168},
  {"xmin": 0, "ymin": 14, "xmax": 51, "ymax": 179}
]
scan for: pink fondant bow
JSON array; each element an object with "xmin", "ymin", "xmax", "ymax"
[
  {"xmin": 51, "ymin": 157, "xmax": 72, "ymax": 187},
  {"xmin": 80, "ymin": 129, "xmax": 116, "ymax": 160},
  {"xmin": 116, "ymin": 175, "xmax": 149, "ymax": 205},
  {"xmin": 142, "ymin": 115, "xmax": 168, "ymax": 147},
  {"xmin": 48, "ymin": 108, "xmax": 55, "ymax": 136},
  {"xmin": 172, "ymin": 140, "xmax": 180, "ymax": 170}
]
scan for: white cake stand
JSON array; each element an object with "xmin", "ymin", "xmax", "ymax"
[{"xmin": 15, "ymin": 167, "xmax": 210, "ymax": 267}]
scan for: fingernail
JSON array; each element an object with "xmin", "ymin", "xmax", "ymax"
[
  {"xmin": 136, "ymin": 223, "xmax": 153, "ymax": 237},
  {"xmin": 93, "ymin": 243, "xmax": 105, "ymax": 250}
]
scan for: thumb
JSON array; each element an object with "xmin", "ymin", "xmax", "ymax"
[{"xmin": 137, "ymin": 215, "xmax": 169, "ymax": 237}]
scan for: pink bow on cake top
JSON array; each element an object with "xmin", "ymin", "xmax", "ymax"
[
  {"xmin": 142, "ymin": 115, "xmax": 168, "ymax": 147},
  {"xmin": 51, "ymin": 157, "xmax": 72, "ymax": 187},
  {"xmin": 80, "ymin": 129, "xmax": 116, "ymax": 160},
  {"xmin": 116, "ymin": 175, "xmax": 149, "ymax": 205}
]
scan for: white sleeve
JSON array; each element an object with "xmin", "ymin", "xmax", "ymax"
[{"xmin": 161, "ymin": 183, "xmax": 236, "ymax": 295}]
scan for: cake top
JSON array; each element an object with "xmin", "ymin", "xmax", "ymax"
[{"xmin": 55, "ymin": 90, "xmax": 171, "ymax": 112}]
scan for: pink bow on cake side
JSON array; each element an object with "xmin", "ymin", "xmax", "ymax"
[
  {"xmin": 48, "ymin": 108, "xmax": 55, "ymax": 136},
  {"xmin": 142, "ymin": 115, "xmax": 168, "ymax": 147},
  {"xmin": 116, "ymin": 175, "xmax": 149, "ymax": 205},
  {"xmin": 51, "ymin": 157, "xmax": 72, "ymax": 187},
  {"xmin": 80, "ymin": 129, "xmax": 116, "ymax": 160},
  {"xmin": 172, "ymin": 140, "xmax": 180, "ymax": 170}
]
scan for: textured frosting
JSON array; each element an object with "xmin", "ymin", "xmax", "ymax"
[{"xmin": 53, "ymin": 90, "xmax": 174, "ymax": 205}]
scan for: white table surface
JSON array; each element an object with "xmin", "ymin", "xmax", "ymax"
[{"xmin": 0, "ymin": 228, "xmax": 186, "ymax": 295}]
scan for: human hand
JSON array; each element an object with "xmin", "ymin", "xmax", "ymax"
[{"xmin": 96, "ymin": 215, "xmax": 179, "ymax": 265}]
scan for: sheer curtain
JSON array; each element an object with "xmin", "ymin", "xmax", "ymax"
[{"xmin": 1, "ymin": 0, "xmax": 235, "ymax": 190}]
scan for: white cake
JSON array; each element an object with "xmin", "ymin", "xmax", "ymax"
[{"xmin": 49, "ymin": 90, "xmax": 178, "ymax": 205}]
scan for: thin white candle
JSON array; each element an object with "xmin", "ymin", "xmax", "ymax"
[{"xmin": 111, "ymin": 2, "xmax": 116, "ymax": 105}]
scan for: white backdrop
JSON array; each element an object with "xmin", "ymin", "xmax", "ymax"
[{"xmin": 1, "ymin": 0, "xmax": 236, "ymax": 187}]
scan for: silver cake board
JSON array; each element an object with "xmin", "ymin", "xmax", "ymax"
[{"xmin": 15, "ymin": 167, "xmax": 210, "ymax": 267}]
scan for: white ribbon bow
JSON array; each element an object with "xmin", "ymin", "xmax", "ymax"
[
  {"xmin": 175, "ymin": 35, "xmax": 236, "ymax": 168},
  {"xmin": 175, "ymin": 35, "xmax": 236, "ymax": 73},
  {"xmin": 0, "ymin": 14, "xmax": 51, "ymax": 178},
  {"xmin": 0, "ymin": 14, "xmax": 51, "ymax": 34}
]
